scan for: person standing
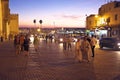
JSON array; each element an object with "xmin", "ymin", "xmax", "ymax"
[
  {"xmin": 81, "ymin": 36, "xmax": 91, "ymax": 62},
  {"xmin": 90, "ymin": 35, "xmax": 97, "ymax": 57},
  {"xmin": 75, "ymin": 39, "xmax": 82, "ymax": 62}
]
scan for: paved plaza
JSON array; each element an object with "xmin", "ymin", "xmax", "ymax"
[{"xmin": 0, "ymin": 40, "xmax": 120, "ymax": 80}]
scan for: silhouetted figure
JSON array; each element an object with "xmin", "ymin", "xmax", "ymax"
[
  {"xmin": 63, "ymin": 36, "xmax": 67, "ymax": 50},
  {"xmin": 23, "ymin": 36, "xmax": 30, "ymax": 56},
  {"xmin": 45, "ymin": 35, "xmax": 48, "ymax": 43},
  {"xmin": 1, "ymin": 36, "xmax": 3, "ymax": 42}
]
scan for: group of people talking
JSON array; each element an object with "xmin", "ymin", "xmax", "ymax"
[
  {"xmin": 14, "ymin": 34, "xmax": 30, "ymax": 56},
  {"xmin": 75, "ymin": 35, "xmax": 97, "ymax": 63}
]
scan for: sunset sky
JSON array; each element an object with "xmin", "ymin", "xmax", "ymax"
[{"xmin": 9, "ymin": 0, "xmax": 110, "ymax": 28}]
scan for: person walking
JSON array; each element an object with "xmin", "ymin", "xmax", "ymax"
[
  {"xmin": 75, "ymin": 39, "xmax": 82, "ymax": 63},
  {"xmin": 19, "ymin": 34, "xmax": 25, "ymax": 52},
  {"xmin": 23, "ymin": 35, "xmax": 30, "ymax": 56},
  {"xmin": 45, "ymin": 35, "xmax": 48, "ymax": 43},
  {"xmin": 33, "ymin": 36, "xmax": 39, "ymax": 51},
  {"xmin": 14, "ymin": 35, "xmax": 20, "ymax": 55},
  {"xmin": 90, "ymin": 35, "xmax": 97, "ymax": 57},
  {"xmin": 67, "ymin": 36, "xmax": 72, "ymax": 50},
  {"xmin": 81, "ymin": 36, "xmax": 91, "ymax": 62},
  {"xmin": 63, "ymin": 36, "xmax": 67, "ymax": 50}
]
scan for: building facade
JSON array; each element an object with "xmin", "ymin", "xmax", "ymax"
[
  {"xmin": 9, "ymin": 14, "xmax": 19, "ymax": 36},
  {"xmin": 86, "ymin": 14, "xmax": 99, "ymax": 30},
  {"xmin": 86, "ymin": 1, "xmax": 120, "ymax": 38},
  {"xmin": 0, "ymin": 0, "xmax": 19, "ymax": 40}
]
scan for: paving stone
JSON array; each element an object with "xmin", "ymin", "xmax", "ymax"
[{"xmin": 0, "ymin": 40, "xmax": 120, "ymax": 80}]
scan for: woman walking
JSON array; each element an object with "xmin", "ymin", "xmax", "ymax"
[
  {"xmin": 75, "ymin": 39, "xmax": 82, "ymax": 62},
  {"xmin": 33, "ymin": 36, "xmax": 39, "ymax": 51},
  {"xmin": 81, "ymin": 36, "xmax": 91, "ymax": 62}
]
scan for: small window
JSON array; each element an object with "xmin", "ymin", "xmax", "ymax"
[
  {"xmin": 109, "ymin": 7, "xmax": 111, "ymax": 11},
  {"xmin": 106, "ymin": 17, "xmax": 110, "ymax": 24},
  {"xmin": 115, "ymin": 14, "xmax": 118, "ymax": 21},
  {"xmin": 89, "ymin": 21, "xmax": 91, "ymax": 25}
]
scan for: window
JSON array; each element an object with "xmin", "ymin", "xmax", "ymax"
[
  {"xmin": 106, "ymin": 17, "xmax": 110, "ymax": 24},
  {"xmin": 89, "ymin": 21, "xmax": 91, "ymax": 25},
  {"xmin": 109, "ymin": 7, "xmax": 111, "ymax": 11},
  {"xmin": 115, "ymin": 14, "xmax": 118, "ymax": 21}
]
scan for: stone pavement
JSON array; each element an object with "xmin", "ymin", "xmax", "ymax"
[{"xmin": 0, "ymin": 40, "xmax": 120, "ymax": 80}]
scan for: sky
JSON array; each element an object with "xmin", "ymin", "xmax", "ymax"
[{"xmin": 9, "ymin": 0, "xmax": 109, "ymax": 28}]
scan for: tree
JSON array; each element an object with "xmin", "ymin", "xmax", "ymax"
[{"xmin": 39, "ymin": 20, "xmax": 43, "ymax": 24}]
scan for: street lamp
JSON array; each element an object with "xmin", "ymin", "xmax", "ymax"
[{"xmin": 37, "ymin": 28, "xmax": 40, "ymax": 32}]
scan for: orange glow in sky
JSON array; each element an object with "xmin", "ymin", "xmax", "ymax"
[{"xmin": 10, "ymin": 0, "xmax": 106, "ymax": 28}]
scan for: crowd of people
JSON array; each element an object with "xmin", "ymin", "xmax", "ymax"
[
  {"xmin": 56, "ymin": 34, "xmax": 97, "ymax": 63},
  {"xmin": 13, "ymin": 33, "xmax": 97, "ymax": 63},
  {"xmin": 74, "ymin": 35, "xmax": 97, "ymax": 63},
  {"xmin": 14, "ymin": 34, "xmax": 30, "ymax": 56},
  {"xmin": 63, "ymin": 36, "xmax": 72, "ymax": 51}
]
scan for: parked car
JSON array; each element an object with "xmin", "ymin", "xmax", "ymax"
[{"xmin": 99, "ymin": 37, "xmax": 120, "ymax": 50}]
